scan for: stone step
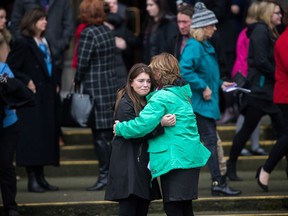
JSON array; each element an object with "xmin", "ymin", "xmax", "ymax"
[
  {"xmin": 59, "ymin": 140, "xmax": 277, "ymax": 161},
  {"xmin": 4, "ymin": 170, "xmax": 288, "ymax": 216},
  {"xmin": 61, "ymin": 123, "xmax": 275, "ymax": 145},
  {"xmin": 15, "ymin": 155, "xmax": 287, "ymax": 177}
]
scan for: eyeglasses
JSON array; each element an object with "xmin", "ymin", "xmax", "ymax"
[{"xmin": 273, "ymin": 11, "xmax": 282, "ymax": 16}]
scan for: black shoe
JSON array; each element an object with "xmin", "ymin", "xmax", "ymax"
[
  {"xmin": 28, "ymin": 178, "xmax": 46, "ymax": 193},
  {"xmin": 255, "ymin": 166, "xmax": 268, "ymax": 192},
  {"xmin": 86, "ymin": 181, "xmax": 107, "ymax": 191},
  {"xmin": 250, "ymin": 147, "xmax": 268, "ymax": 156},
  {"xmin": 6, "ymin": 210, "xmax": 20, "ymax": 216},
  {"xmin": 211, "ymin": 181, "xmax": 241, "ymax": 196},
  {"xmin": 37, "ymin": 176, "xmax": 59, "ymax": 191}
]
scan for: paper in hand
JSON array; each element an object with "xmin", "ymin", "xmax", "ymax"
[{"xmin": 224, "ymin": 84, "xmax": 251, "ymax": 93}]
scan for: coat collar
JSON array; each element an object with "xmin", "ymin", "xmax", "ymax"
[{"xmin": 26, "ymin": 37, "xmax": 52, "ymax": 79}]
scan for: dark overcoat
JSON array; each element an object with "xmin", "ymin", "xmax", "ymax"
[
  {"xmin": 105, "ymin": 94, "xmax": 161, "ymax": 201},
  {"xmin": 75, "ymin": 24, "xmax": 118, "ymax": 129},
  {"xmin": 141, "ymin": 15, "xmax": 178, "ymax": 64},
  {"xmin": 10, "ymin": 0, "xmax": 74, "ymax": 68},
  {"xmin": 7, "ymin": 36, "xmax": 59, "ymax": 166}
]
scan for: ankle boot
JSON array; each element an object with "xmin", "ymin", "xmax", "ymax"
[
  {"xmin": 26, "ymin": 167, "xmax": 45, "ymax": 193},
  {"xmin": 211, "ymin": 181, "xmax": 241, "ymax": 196},
  {"xmin": 226, "ymin": 160, "xmax": 243, "ymax": 181},
  {"xmin": 86, "ymin": 173, "xmax": 108, "ymax": 191},
  {"xmin": 35, "ymin": 166, "xmax": 59, "ymax": 191},
  {"xmin": 87, "ymin": 130, "xmax": 112, "ymax": 191}
]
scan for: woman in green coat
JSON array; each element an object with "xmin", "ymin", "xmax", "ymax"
[{"xmin": 114, "ymin": 53, "xmax": 210, "ymax": 216}]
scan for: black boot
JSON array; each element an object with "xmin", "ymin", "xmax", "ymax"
[
  {"xmin": 35, "ymin": 166, "xmax": 59, "ymax": 191},
  {"xmin": 226, "ymin": 160, "xmax": 243, "ymax": 181},
  {"xmin": 211, "ymin": 181, "xmax": 241, "ymax": 196},
  {"xmin": 86, "ymin": 130, "xmax": 112, "ymax": 191},
  {"xmin": 86, "ymin": 172, "xmax": 108, "ymax": 191},
  {"xmin": 26, "ymin": 167, "xmax": 45, "ymax": 193}
]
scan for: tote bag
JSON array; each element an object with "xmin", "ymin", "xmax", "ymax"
[{"xmin": 61, "ymin": 83, "xmax": 94, "ymax": 127}]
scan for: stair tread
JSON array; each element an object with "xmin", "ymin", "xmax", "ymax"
[{"xmin": 15, "ymin": 170, "xmax": 288, "ymax": 205}]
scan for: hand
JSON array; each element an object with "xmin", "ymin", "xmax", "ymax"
[
  {"xmin": 221, "ymin": 81, "xmax": 236, "ymax": 91},
  {"xmin": 56, "ymin": 85, "xmax": 60, "ymax": 93},
  {"xmin": 161, "ymin": 114, "xmax": 176, "ymax": 126},
  {"xmin": 203, "ymin": 86, "xmax": 212, "ymax": 101},
  {"xmin": 113, "ymin": 120, "xmax": 120, "ymax": 135},
  {"xmin": 27, "ymin": 80, "xmax": 36, "ymax": 93},
  {"xmin": 115, "ymin": 37, "xmax": 127, "ymax": 50}
]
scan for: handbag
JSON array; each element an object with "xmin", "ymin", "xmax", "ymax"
[{"xmin": 61, "ymin": 83, "xmax": 94, "ymax": 127}]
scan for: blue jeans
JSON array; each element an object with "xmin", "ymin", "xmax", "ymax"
[{"xmin": 195, "ymin": 113, "xmax": 221, "ymax": 182}]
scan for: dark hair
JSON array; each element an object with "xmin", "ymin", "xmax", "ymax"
[
  {"xmin": 154, "ymin": 0, "xmax": 172, "ymax": 21},
  {"xmin": 283, "ymin": 7, "xmax": 288, "ymax": 26},
  {"xmin": 79, "ymin": 0, "xmax": 106, "ymax": 25},
  {"xmin": 177, "ymin": 4, "xmax": 194, "ymax": 17},
  {"xmin": 20, "ymin": 8, "xmax": 47, "ymax": 37},
  {"xmin": 114, "ymin": 63, "xmax": 155, "ymax": 116}
]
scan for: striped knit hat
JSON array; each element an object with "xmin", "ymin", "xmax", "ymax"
[{"xmin": 191, "ymin": 2, "xmax": 218, "ymax": 28}]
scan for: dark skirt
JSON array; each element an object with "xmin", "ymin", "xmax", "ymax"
[{"xmin": 160, "ymin": 168, "xmax": 200, "ymax": 203}]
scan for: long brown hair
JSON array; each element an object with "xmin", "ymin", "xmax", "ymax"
[{"xmin": 114, "ymin": 63, "xmax": 155, "ymax": 116}]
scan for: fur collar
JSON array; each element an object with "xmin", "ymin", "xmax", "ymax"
[{"xmin": 0, "ymin": 29, "xmax": 12, "ymax": 44}]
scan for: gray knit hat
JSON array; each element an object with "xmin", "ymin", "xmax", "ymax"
[{"xmin": 191, "ymin": 2, "xmax": 218, "ymax": 28}]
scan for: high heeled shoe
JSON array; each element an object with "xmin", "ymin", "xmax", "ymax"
[{"xmin": 255, "ymin": 166, "xmax": 268, "ymax": 192}]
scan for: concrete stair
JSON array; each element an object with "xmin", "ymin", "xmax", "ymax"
[{"xmin": 1, "ymin": 121, "xmax": 288, "ymax": 216}]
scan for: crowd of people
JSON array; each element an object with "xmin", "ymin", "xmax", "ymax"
[{"xmin": 0, "ymin": 0, "xmax": 288, "ymax": 216}]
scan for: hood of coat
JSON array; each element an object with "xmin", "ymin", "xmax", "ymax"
[
  {"xmin": 246, "ymin": 22, "xmax": 265, "ymax": 38},
  {"xmin": 146, "ymin": 83, "xmax": 192, "ymax": 103}
]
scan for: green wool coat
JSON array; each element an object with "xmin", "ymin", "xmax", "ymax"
[{"xmin": 116, "ymin": 84, "xmax": 211, "ymax": 180}]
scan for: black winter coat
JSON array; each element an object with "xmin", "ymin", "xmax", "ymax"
[
  {"xmin": 142, "ymin": 15, "xmax": 178, "ymax": 64},
  {"xmin": 105, "ymin": 94, "xmax": 162, "ymax": 201},
  {"xmin": 247, "ymin": 22, "xmax": 276, "ymax": 101},
  {"xmin": 7, "ymin": 36, "xmax": 59, "ymax": 166},
  {"xmin": 241, "ymin": 22, "xmax": 279, "ymax": 114}
]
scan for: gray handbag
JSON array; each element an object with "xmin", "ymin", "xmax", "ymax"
[{"xmin": 62, "ymin": 84, "xmax": 94, "ymax": 127}]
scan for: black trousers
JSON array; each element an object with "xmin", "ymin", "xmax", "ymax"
[
  {"xmin": 264, "ymin": 104, "xmax": 288, "ymax": 173},
  {"xmin": 163, "ymin": 200, "xmax": 194, "ymax": 216},
  {"xmin": 0, "ymin": 122, "xmax": 19, "ymax": 211},
  {"xmin": 229, "ymin": 104, "xmax": 286, "ymax": 162},
  {"xmin": 118, "ymin": 194, "xmax": 150, "ymax": 216}
]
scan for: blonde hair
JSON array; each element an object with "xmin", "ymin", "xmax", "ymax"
[
  {"xmin": 257, "ymin": 1, "xmax": 280, "ymax": 38},
  {"xmin": 149, "ymin": 52, "xmax": 181, "ymax": 86},
  {"xmin": 189, "ymin": 27, "xmax": 205, "ymax": 42},
  {"xmin": 246, "ymin": 2, "xmax": 259, "ymax": 25}
]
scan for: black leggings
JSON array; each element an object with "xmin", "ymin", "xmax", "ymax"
[
  {"xmin": 229, "ymin": 104, "xmax": 286, "ymax": 163},
  {"xmin": 263, "ymin": 104, "xmax": 288, "ymax": 173},
  {"xmin": 118, "ymin": 194, "xmax": 150, "ymax": 216},
  {"xmin": 163, "ymin": 200, "xmax": 194, "ymax": 216}
]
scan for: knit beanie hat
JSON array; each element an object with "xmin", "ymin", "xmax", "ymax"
[{"xmin": 191, "ymin": 2, "xmax": 218, "ymax": 28}]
